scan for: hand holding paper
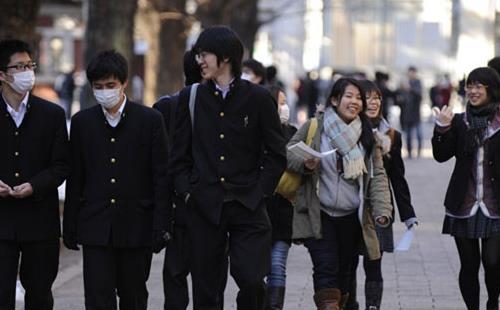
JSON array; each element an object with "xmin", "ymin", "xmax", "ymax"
[{"xmin": 288, "ymin": 141, "xmax": 336, "ymax": 160}]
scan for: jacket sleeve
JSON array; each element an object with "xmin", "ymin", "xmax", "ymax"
[
  {"xmin": 432, "ymin": 114, "xmax": 460, "ymax": 163},
  {"xmin": 387, "ymin": 131, "xmax": 416, "ymax": 221},
  {"xmin": 258, "ymin": 92, "xmax": 287, "ymax": 196},
  {"xmin": 151, "ymin": 111, "xmax": 172, "ymax": 231},
  {"xmin": 63, "ymin": 115, "xmax": 83, "ymax": 237},
  {"xmin": 286, "ymin": 120, "xmax": 311, "ymax": 174},
  {"xmin": 169, "ymin": 87, "xmax": 193, "ymax": 195},
  {"xmin": 29, "ymin": 107, "xmax": 70, "ymax": 196},
  {"xmin": 368, "ymin": 145, "xmax": 393, "ymax": 222}
]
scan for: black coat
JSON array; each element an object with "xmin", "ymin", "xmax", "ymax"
[
  {"xmin": 267, "ymin": 123, "xmax": 297, "ymax": 243},
  {"xmin": 432, "ymin": 113, "xmax": 500, "ymax": 217},
  {"xmin": 384, "ymin": 129, "xmax": 416, "ymax": 221},
  {"xmin": 170, "ymin": 79, "xmax": 287, "ymax": 224},
  {"xmin": 0, "ymin": 94, "xmax": 69, "ymax": 241},
  {"xmin": 63, "ymin": 101, "xmax": 170, "ymax": 247}
]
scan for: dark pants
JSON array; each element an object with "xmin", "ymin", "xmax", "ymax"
[
  {"xmin": 82, "ymin": 246, "xmax": 152, "ymax": 310},
  {"xmin": 304, "ymin": 212, "xmax": 361, "ymax": 293},
  {"xmin": 188, "ymin": 200, "xmax": 271, "ymax": 310},
  {"xmin": 163, "ymin": 222, "xmax": 228, "ymax": 310},
  {"xmin": 0, "ymin": 239, "xmax": 59, "ymax": 310}
]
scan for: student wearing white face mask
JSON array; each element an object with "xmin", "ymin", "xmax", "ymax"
[
  {"xmin": 63, "ymin": 50, "xmax": 171, "ymax": 309},
  {"xmin": 263, "ymin": 85, "xmax": 296, "ymax": 310},
  {"xmin": 0, "ymin": 39, "xmax": 70, "ymax": 310}
]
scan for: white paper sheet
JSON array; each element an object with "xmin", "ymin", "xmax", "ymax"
[
  {"xmin": 288, "ymin": 141, "xmax": 336, "ymax": 160},
  {"xmin": 395, "ymin": 227, "xmax": 415, "ymax": 251}
]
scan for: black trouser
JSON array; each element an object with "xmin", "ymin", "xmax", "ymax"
[
  {"xmin": 304, "ymin": 212, "xmax": 361, "ymax": 293},
  {"xmin": 82, "ymin": 245, "xmax": 152, "ymax": 310},
  {"xmin": 0, "ymin": 239, "xmax": 59, "ymax": 310},
  {"xmin": 163, "ymin": 224, "xmax": 228, "ymax": 310},
  {"xmin": 454, "ymin": 235, "xmax": 500, "ymax": 310},
  {"xmin": 188, "ymin": 200, "xmax": 271, "ymax": 310}
]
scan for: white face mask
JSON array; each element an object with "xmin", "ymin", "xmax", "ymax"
[
  {"xmin": 241, "ymin": 72, "xmax": 253, "ymax": 82},
  {"xmin": 7, "ymin": 70, "xmax": 35, "ymax": 94},
  {"xmin": 278, "ymin": 103, "xmax": 290, "ymax": 124},
  {"xmin": 93, "ymin": 88, "xmax": 122, "ymax": 109}
]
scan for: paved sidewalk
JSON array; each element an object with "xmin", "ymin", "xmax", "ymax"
[{"xmin": 32, "ymin": 123, "xmax": 491, "ymax": 309}]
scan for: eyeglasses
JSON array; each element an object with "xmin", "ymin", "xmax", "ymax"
[
  {"xmin": 5, "ymin": 61, "xmax": 37, "ymax": 72},
  {"xmin": 195, "ymin": 52, "xmax": 210, "ymax": 62},
  {"xmin": 367, "ymin": 95, "xmax": 382, "ymax": 101},
  {"xmin": 465, "ymin": 83, "xmax": 487, "ymax": 92}
]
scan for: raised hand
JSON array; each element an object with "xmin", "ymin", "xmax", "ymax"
[{"xmin": 432, "ymin": 105, "xmax": 454, "ymax": 127}]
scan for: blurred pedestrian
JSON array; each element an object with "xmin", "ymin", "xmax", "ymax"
[
  {"xmin": 396, "ymin": 66, "xmax": 423, "ymax": 158},
  {"xmin": 296, "ymin": 71, "xmax": 320, "ymax": 118},
  {"xmin": 242, "ymin": 59, "xmax": 266, "ymax": 85},
  {"xmin": 0, "ymin": 39, "xmax": 69, "ymax": 310},
  {"xmin": 345, "ymin": 80, "xmax": 418, "ymax": 310},
  {"xmin": 55, "ymin": 68, "xmax": 76, "ymax": 119},
  {"xmin": 432, "ymin": 66, "xmax": 500, "ymax": 310},
  {"xmin": 63, "ymin": 50, "xmax": 171, "ymax": 309},
  {"xmin": 265, "ymin": 85, "xmax": 297, "ymax": 310},
  {"xmin": 169, "ymin": 26, "xmax": 286, "ymax": 310},
  {"xmin": 287, "ymin": 77, "xmax": 392, "ymax": 310}
]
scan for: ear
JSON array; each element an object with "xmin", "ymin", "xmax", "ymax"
[
  {"xmin": 0, "ymin": 71, "xmax": 10, "ymax": 83},
  {"xmin": 122, "ymin": 80, "xmax": 128, "ymax": 90},
  {"xmin": 330, "ymin": 97, "xmax": 338, "ymax": 107}
]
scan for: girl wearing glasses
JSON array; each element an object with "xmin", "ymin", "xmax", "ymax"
[
  {"xmin": 433, "ymin": 67, "xmax": 500, "ymax": 310},
  {"xmin": 287, "ymin": 77, "xmax": 392, "ymax": 309}
]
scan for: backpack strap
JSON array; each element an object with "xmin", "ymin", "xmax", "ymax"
[
  {"xmin": 188, "ymin": 83, "xmax": 199, "ymax": 129},
  {"xmin": 306, "ymin": 118, "xmax": 318, "ymax": 145}
]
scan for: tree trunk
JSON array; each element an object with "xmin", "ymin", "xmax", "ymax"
[
  {"xmin": 195, "ymin": 0, "xmax": 260, "ymax": 58},
  {"xmin": 82, "ymin": 0, "xmax": 137, "ymax": 109},
  {"xmin": 0, "ymin": 0, "xmax": 41, "ymax": 46},
  {"xmin": 141, "ymin": 0, "xmax": 187, "ymax": 106}
]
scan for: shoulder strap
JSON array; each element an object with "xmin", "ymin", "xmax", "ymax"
[
  {"xmin": 306, "ymin": 118, "xmax": 318, "ymax": 145},
  {"xmin": 189, "ymin": 83, "xmax": 199, "ymax": 129}
]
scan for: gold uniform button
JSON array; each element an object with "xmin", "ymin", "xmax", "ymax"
[
  {"xmin": 111, "ymin": 198, "xmax": 116, "ymax": 204},
  {"xmin": 220, "ymin": 156, "xmax": 225, "ymax": 161},
  {"xmin": 219, "ymin": 134, "xmax": 225, "ymax": 139},
  {"xmin": 14, "ymin": 152, "xmax": 19, "ymax": 156},
  {"xmin": 111, "ymin": 178, "xmax": 116, "ymax": 183},
  {"xmin": 111, "ymin": 138, "xmax": 116, "ymax": 143},
  {"xmin": 219, "ymin": 112, "xmax": 224, "ymax": 117},
  {"xmin": 111, "ymin": 158, "xmax": 116, "ymax": 163},
  {"xmin": 214, "ymin": 91, "xmax": 219, "ymax": 96},
  {"xmin": 220, "ymin": 177, "xmax": 225, "ymax": 182},
  {"xmin": 14, "ymin": 172, "xmax": 20, "ymax": 177},
  {"xmin": 14, "ymin": 131, "xmax": 19, "ymax": 136}
]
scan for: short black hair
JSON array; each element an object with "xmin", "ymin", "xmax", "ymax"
[
  {"xmin": 487, "ymin": 56, "xmax": 500, "ymax": 76},
  {"xmin": 183, "ymin": 49, "xmax": 202, "ymax": 86},
  {"xmin": 0, "ymin": 39, "xmax": 33, "ymax": 71},
  {"xmin": 408, "ymin": 66, "xmax": 417, "ymax": 72},
  {"xmin": 266, "ymin": 65, "xmax": 278, "ymax": 82},
  {"xmin": 193, "ymin": 25, "xmax": 244, "ymax": 77},
  {"xmin": 86, "ymin": 50, "xmax": 128, "ymax": 84},
  {"xmin": 466, "ymin": 67, "xmax": 500, "ymax": 103},
  {"xmin": 374, "ymin": 71, "xmax": 389, "ymax": 82},
  {"xmin": 242, "ymin": 59, "xmax": 266, "ymax": 84}
]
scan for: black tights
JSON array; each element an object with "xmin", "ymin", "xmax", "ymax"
[{"xmin": 455, "ymin": 235, "xmax": 500, "ymax": 310}]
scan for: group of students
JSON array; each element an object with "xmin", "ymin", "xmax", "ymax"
[{"xmin": 0, "ymin": 24, "xmax": 499, "ymax": 310}]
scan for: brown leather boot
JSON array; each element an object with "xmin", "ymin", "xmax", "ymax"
[{"xmin": 314, "ymin": 288, "xmax": 341, "ymax": 310}]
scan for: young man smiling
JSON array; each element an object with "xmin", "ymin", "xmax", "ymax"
[
  {"xmin": 170, "ymin": 26, "xmax": 286, "ymax": 310},
  {"xmin": 0, "ymin": 39, "xmax": 69, "ymax": 309},
  {"xmin": 63, "ymin": 50, "xmax": 171, "ymax": 309}
]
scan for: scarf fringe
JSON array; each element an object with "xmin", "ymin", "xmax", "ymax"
[{"xmin": 343, "ymin": 153, "xmax": 367, "ymax": 180}]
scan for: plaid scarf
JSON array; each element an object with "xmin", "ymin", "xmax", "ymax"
[{"xmin": 323, "ymin": 108, "xmax": 366, "ymax": 179}]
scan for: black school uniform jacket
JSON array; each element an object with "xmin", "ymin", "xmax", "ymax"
[
  {"xmin": 63, "ymin": 100, "xmax": 170, "ymax": 247},
  {"xmin": 170, "ymin": 78, "xmax": 287, "ymax": 225},
  {"xmin": 0, "ymin": 94, "xmax": 69, "ymax": 241}
]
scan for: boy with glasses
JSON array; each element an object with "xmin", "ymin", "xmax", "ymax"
[
  {"xmin": 0, "ymin": 39, "xmax": 70, "ymax": 309},
  {"xmin": 170, "ymin": 26, "xmax": 286, "ymax": 310}
]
